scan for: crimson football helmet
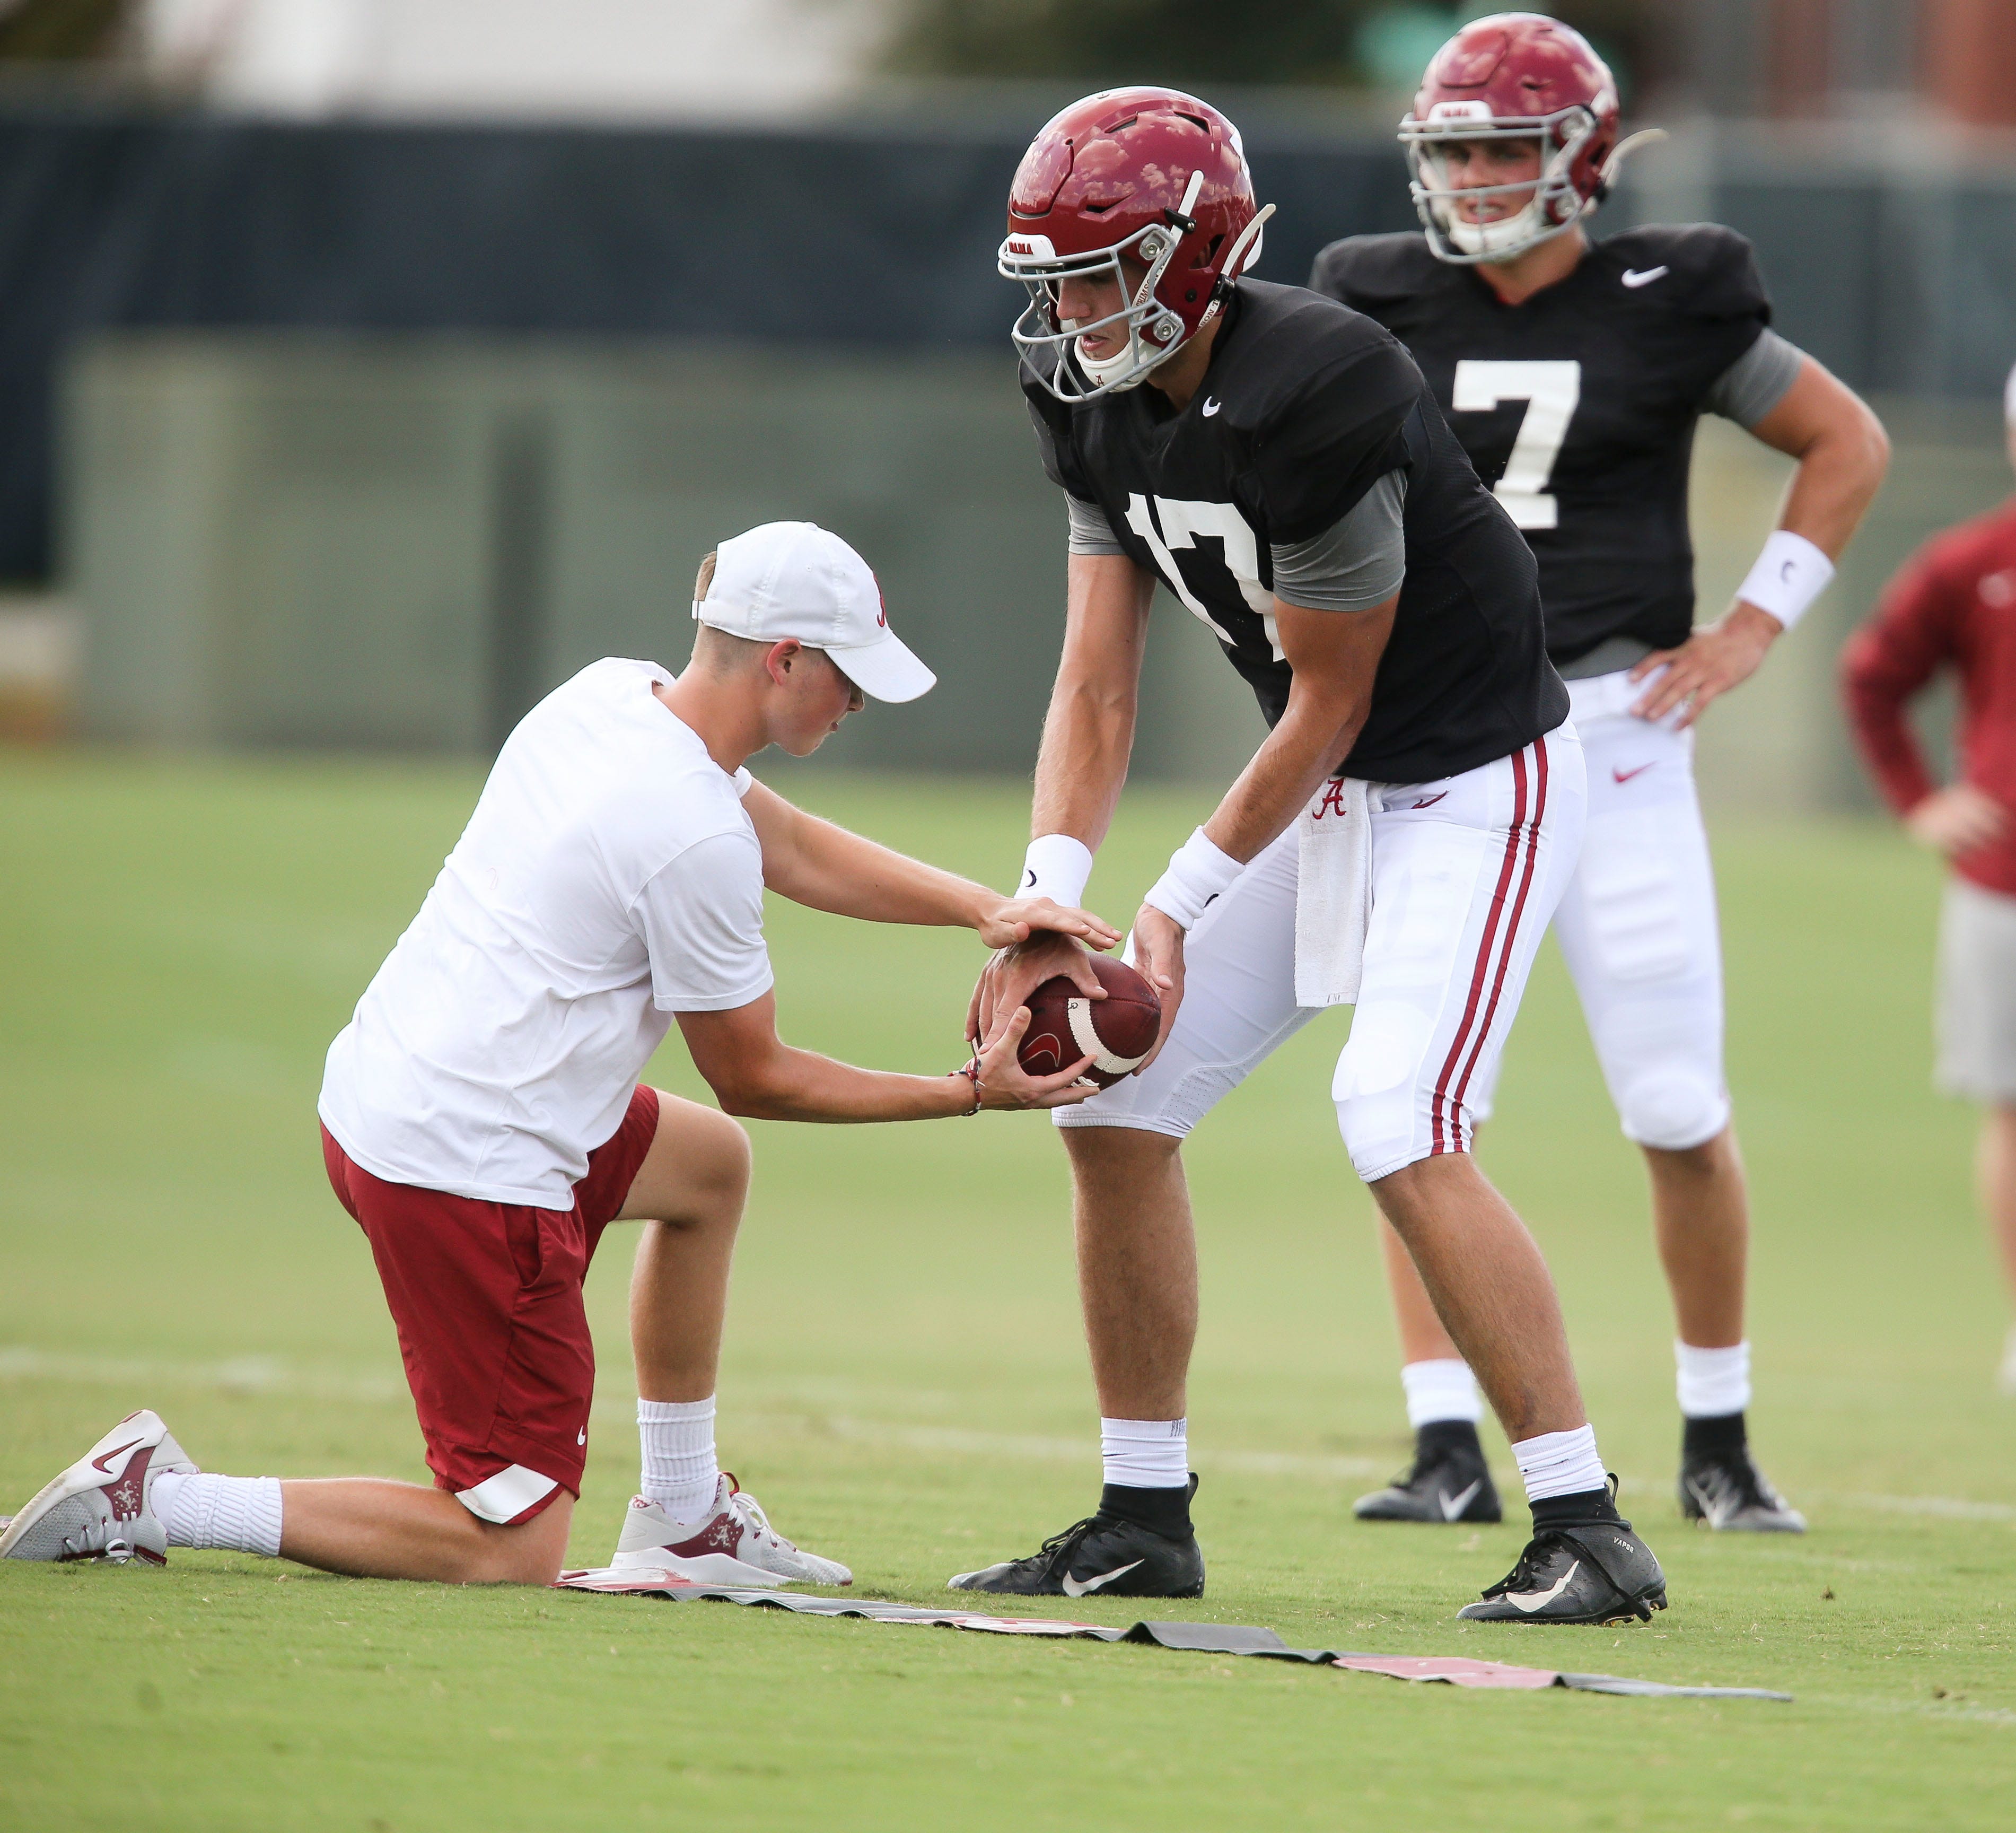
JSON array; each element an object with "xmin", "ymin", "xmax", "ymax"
[
  {"xmin": 1401, "ymin": 12, "xmax": 1621, "ymax": 265},
  {"xmin": 1000, "ymin": 88, "xmax": 1275, "ymax": 401}
]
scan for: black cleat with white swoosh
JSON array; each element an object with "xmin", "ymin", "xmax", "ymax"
[
  {"xmin": 947, "ymin": 1478, "xmax": 1205, "ymax": 1599},
  {"xmin": 1457, "ymin": 1515, "xmax": 1668, "ymax": 1626},
  {"xmin": 1353, "ymin": 1423, "xmax": 1502, "ymax": 1524}
]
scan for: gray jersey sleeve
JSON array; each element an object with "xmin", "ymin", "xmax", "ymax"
[
  {"xmin": 1066, "ymin": 494, "xmax": 1127, "ymax": 557},
  {"xmin": 1703, "ymin": 329, "xmax": 1805, "ymax": 429},
  {"xmin": 1269, "ymin": 469, "xmax": 1408, "ymax": 612}
]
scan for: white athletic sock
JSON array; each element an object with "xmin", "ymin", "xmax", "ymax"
[
  {"xmin": 1675, "ymin": 1340, "xmax": 1751, "ymax": 1418},
  {"xmin": 1100, "ymin": 1417, "xmax": 1189, "ymax": 1489},
  {"xmin": 1511, "ymin": 1424, "xmax": 1607, "ymax": 1504},
  {"xmin": 152, "ymin": 1471, "xmax": 284, "ymax": 1557},
  {"xmin": 1400, "ymin": 1358, "xmax": 1483, "ymax": 1428},
  {"xmin": 638, "ymin": 1396, "xmax": 719, "ymax": 1522}
]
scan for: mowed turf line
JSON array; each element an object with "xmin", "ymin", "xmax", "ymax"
[{"xmin": 3, "ymin": 748, "xmax": 2014, "ymax": 1831}]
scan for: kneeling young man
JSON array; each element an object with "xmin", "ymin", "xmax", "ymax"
[
  {"xmin": 3, "ymin": 522, "xmax": 1104, "ymax": 1586},
  {"xmin": 960, "ymin": 89, "xmax": 1666, "ymax": 1623}
]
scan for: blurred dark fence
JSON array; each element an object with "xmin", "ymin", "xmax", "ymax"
[
  {"xmin": 0, "ymin": 103, "xmax": 1415, "ymax": 583},
  {"xmin": 9, "ymin": 103, "xmax": 2016, "ymax": 587}
]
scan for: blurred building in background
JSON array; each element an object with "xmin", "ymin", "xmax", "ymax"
[{"xmin": 2, "ymin": 0, "xmax": 2014, "ymax": 807}]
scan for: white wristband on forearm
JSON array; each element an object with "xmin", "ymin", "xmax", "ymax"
[
  {"xmin": 1735, "ymin": 530, "xmax": 1834, "ymax": 633},
  {"xmin": 1018, "ymin": 833, "xmax": 1094, "ymax": 909},
  {"xmin": 1144, "ymin": 827, "xmax": 1241, "ymax": 931}
]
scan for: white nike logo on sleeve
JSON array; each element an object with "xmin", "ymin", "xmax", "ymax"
[
  {"xmin": 1620, "ymin": 266, "xmax": 1669, "ymax": 289},
  {"xmin": 1200, "ymin": 397, "xmax": 1222, "ymax": 416}
]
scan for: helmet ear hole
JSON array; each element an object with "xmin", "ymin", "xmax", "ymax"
[{"xmin": 1191, "ymin": 233, "xmax": 1224, "ymax": 269}]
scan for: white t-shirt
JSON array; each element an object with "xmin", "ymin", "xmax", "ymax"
[{"xmin": 319, "ymin": 658, "xmax": 773, "ymax": 1209}]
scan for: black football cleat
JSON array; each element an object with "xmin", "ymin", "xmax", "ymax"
[
  {"xmin": 1679, "ymin": 1449, "xmax": 1807, "ymax": 1533},
  {"xmin": 1353, "ymin": 1427, "xmax": 1502, "ymax": 1524},
  {"xmin": 1457, "ymin": 1516, "xmax": 1668, "ymax": 1625},
  {"xmin": 948, "ymin": 1487, "xmax": 1205, "ymax": 1599}
]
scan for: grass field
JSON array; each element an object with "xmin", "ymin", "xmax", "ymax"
[{"xmin": 4, "ymin": 748, "xmax": 2016, "ymax": 1830}]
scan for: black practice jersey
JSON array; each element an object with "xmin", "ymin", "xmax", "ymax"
[
  {"xmin": 1023, "ymin": 278, "xmax": 1565, "ymax": 785},
  {"xmin": 1309, "ymin": 225, "xmax": 1773, "ymax": 667}
]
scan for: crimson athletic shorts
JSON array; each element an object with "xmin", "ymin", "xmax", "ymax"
[{"xmin": 321, "ymin": 1084, "xmax": 661, "ymax": 1524}]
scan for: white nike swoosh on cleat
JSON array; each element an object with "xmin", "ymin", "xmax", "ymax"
[
  {"xmin": 1062, "ymin": 1559, "xmax": 1144, "ymax": 1596},
  {"xmin": 1440, "ymin": 1480, "xmax": 1483, "ymax": 1522},
  {"xmin": 1621, "ymin": 266, "xmax": 1669, "ymax": 289},
  {"xmin": 1506, "ymin": 1559, "xmax": 1580, "ymax": 1612}
]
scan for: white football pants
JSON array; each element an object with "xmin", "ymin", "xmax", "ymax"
[
  {"xmin": 1057, "ymin": 727, "xmax": 1586, "ymax": 1182},
  {"xmin": 1466, "ymin": 669, "xmax": 1731, "ymax": 1152}
]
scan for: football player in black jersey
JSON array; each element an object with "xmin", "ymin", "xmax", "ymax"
[
  {"xmin": 950, "ymin": 86, "xmax": 1670, "ymax": 1626},
  {"xmin": 1311, "ymin": 13, "xmax": 1889, "ymax": 1533}
]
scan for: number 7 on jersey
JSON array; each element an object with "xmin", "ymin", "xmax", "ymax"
[{"xmin": 1451, "ymin": 360, "xmax": 1581, "ymax": 531}]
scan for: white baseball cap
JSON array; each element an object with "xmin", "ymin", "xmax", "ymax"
[{"xmin": 693, "ymin": 521, "xmax": 936, "ymax": 704}]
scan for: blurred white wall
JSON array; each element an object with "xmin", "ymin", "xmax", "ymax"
[{"xmin": 137, "ymin": 0, "xmax": 890, "ymax": 121}]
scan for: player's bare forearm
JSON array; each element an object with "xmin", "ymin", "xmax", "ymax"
[
  {"xmin": 1747, "ymin": 358, "xmax": 1890, "ymax": 564},
  {"xmin": 1634, "ymin": 366, "xmax": 1887, "ymax": 727},
  {"xmin": 741, "ymin": 780, "xmax": 1115, "ymax": 950},
  {"xmin": 1029, "ymin": 554, "xmax": 1155, "ymax": 849},
  {"xmin": 1198, "ymin": 596, "xmax": 1392, "ymax": 861},
  {"xmin": 678, "ymin": 996, "xmax": 1093, "ymax": 1120}
]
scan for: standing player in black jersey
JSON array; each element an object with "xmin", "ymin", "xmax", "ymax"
[
  {"xmin": 1311, "ymin": 13, "xmax": 1889, "ymax": 1533},
  {"xmin": 946, "ymin": 85, "xmax": 1670, "ymax": 1626}
]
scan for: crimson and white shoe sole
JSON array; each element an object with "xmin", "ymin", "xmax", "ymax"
[{"xmin": 0, "ymin": 1410, "xmax": 198, "ymax": 1565}]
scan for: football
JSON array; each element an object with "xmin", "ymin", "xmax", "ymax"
[{"xmin": 1016, "ymin": 955, "xmax": 1162, "ymax": 1087}]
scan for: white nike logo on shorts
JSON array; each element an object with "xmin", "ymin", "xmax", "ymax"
[
  {"xmin": 1062, "ymin": 1559, "xmax": 1144, "ymax": 1596},
  {"xmin": 1621, "ymin": 266, "xmax": 1669, "ymax": 289},
  {"xmin": 1201, "ymin": 397, "xmax": 1222, "ymax": 416}
]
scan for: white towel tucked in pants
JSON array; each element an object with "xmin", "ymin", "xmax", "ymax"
[{"xmin": 1295, "ymin": 775, "xmax": 1373, "ymax": 1008}]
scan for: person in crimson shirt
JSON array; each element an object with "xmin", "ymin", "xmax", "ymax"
[
  {"xmin": 1843, "ymin": 368, "xmax": 2016, "ymax": 1393},
  {"xmin": 1311, "ymin": 12, "xmax": 1889, "ymax": 1534}
]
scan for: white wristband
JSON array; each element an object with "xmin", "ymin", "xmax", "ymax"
[
  {"xmin": 1018, "ymin": 833, "xmax": 1094, "ymax": 909},
  {"xmin": 1735, "ymin": 529, "xmax": 1834, "ymax": 633},
  {"xmin": 1144, "ymin": 827, "xmax": 1242, "ymax": 931}
]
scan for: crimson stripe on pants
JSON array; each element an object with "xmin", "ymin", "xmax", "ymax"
[
  {"xmin": 1447, "ymin": 734, "xmax": 1551, "ymax": 1151},
  {"xmin": 1427, "ymin": 744, "xmax": 1531, "ymax": 1155}
]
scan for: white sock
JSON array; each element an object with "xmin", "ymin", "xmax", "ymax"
[
  {"xmin": 1100, "ymin": 1417, "xmax": 1189, "ymax": 1489},
  {"xmin": 152, "ymin": 1471, "xmax": 284, "ymax": 1557},
  {"xmin": 1511, "ymin": 1424, "xmax": 1607, "ymax": 1503},
  {"xmin": 638, "ymin": 1396, "xmax": 719, "ymax": 1521},
  {"xmin": 1675, "ymin": 1340, "xmax": 1751, "ymax": 1418},
  {"xmin": 1400, "ymin": 1358, "xmax": 1482, "ymax": 1428}
]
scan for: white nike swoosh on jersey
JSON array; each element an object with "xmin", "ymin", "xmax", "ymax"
[
  {"xmin": 1061, "ymin": 1559, "xmax": 1144, "ymax": 1596},
  {"xmin": 1440, "ymin": 1479, "xmax": 1483, "ymax": 1522},
  {"xmin": 1506, "ymin": 1559, "xmax": 1580, "ymax": 1612},
  {"xmin": 1200, "ymin": 397, "xmax": 1222, "ymax": 416},
  {"xmin": 1620, "ymin": 266, "xmax": 1669, "ymax": 289}
]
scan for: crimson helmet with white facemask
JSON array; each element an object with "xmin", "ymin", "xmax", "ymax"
[
  {"xmin": 1401, "ymin": 12, "xmax": 1625, "ymax": 265},
  {"xmin": 999, "ymin": 88, "xmax": 1275, "ymax": 403}
]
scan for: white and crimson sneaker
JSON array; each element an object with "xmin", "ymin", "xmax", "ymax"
[
  {"xmin": 609, "ymin": 1474, "xmax": 851, "ymax": 1587},
  {"xmin": 0, "ymin": 1410, "xmax": 199, "ymax": 1566}
]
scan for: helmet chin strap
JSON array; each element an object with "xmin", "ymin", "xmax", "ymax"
[
  {"xmin": 1446, "ymin": 199, "xmax": 1552, "ymax": 258},
  {"xmin": 1075, "ymin": 334, "xmax": 1160, "ymax": 392}
]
